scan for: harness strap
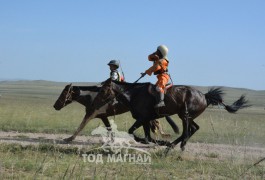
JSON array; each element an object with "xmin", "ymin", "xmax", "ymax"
[{"xmin": 154, "ymin": 60, "xmax": 169, "ymax": 75}]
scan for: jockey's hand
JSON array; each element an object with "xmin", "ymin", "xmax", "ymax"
[
  {"xmin": 141, "ymin": 72, "xmax": 146, "ymax": 77},
  {"xmin": 148, "ymin": 53, "xmax": 159, "ymax": 61}
]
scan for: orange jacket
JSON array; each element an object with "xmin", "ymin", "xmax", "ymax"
[{"xmin": 145, "ymin": 59, "xmax": 168, "ymax": 76}]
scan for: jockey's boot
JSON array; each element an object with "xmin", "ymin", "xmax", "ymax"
[{"xmin": 155, "ymin": 92, "xmax": 165, "ymax": 108}]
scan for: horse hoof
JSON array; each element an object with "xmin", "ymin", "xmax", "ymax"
[
  {"xmin": 165, "ymin": 141, "xmax": 172, "ymax": 146},
  {"xmin": 156, "ymin": 140, "xmax": 171, "ymax": 146},
  {"xmin": 180, "ymin": 142, "xmax": 186, "ymax": 151},
  {"xmin": 164, "ymin": 143, "xmax": 175, "ymax": 156},
  {"xmin": 164, "ymin": 147, "xmax": 172, "ymax": 156},
  {"xmin": 134, "ymin": 136, "xmax": 149, "ymax": 144},
  {"xmin": 142, "ymin": 138, "xmax": 150, "ymax": 144},
  {"xmin": 63, "ymin": 137, "xmax": 73, "ymax": 143}
]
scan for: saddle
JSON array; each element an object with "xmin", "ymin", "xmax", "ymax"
[{"xmin": 148, "ymin": 83, "xmax": 173, "ymax": 96}]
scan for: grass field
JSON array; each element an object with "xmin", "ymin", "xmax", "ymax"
[
  {"xmin": 0, "ymin": 80, "xmax": 264, "ymax": 179},
  {"xmin": 0, "ymin": 143, "xmax": 264, "ymax": 179}
]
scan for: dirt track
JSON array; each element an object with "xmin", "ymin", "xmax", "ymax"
[{"xmin": 0, "ymin": 131, "xmax": 264, "ymax": 163}]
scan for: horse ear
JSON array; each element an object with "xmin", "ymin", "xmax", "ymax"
[
  {"xmin": 107, "ymin": 78, "xmax": 112, "ymax": 84},
  {"xmin": 65, "ymin": 83, "xmax": 72, "ymax": 88},
  {"xmin": 101, "ymin": 79, "xmax": 112, "ymax": 86}
]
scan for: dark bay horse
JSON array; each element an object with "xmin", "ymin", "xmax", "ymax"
[
  {"xmin": 92, "ymin": 78, "xmax": 249, "ymax": 151},
  {"xmin": 53, "ymin": 84, "xmax": 179, "ymax": 143}
]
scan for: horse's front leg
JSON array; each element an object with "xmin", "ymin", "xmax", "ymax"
[
  {"xmin": 101, "ymin": 116, "xmax": 112, "ymax": 131},
  {"xmin": 142, "ymin": 121, "xmax": 152, "ymax": 144},
  {"xmin": 64, "ymin": 112, "xmax": 93, "ymax": 143},
  {"xmin": 128, "ymin": 120, "xmax": 148, "ymax": 144},
  {"xmin": 100, "ymin": 116, "xmax": 114, "ymax": 142}
]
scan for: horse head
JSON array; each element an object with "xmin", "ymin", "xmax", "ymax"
[
  {"xmin": 53, "ymin": 83, "xmax": 73, "ymax": 110},
  {"xmin": 92, "ymin": 78, "xmax": 115, "ymax": 110}
]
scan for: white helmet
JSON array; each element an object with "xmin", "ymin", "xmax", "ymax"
[{"xmin": 157, "ymin": 45, "xmax": 168, "ymax": 60}]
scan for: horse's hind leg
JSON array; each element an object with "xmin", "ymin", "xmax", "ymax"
[
  {"xmin": 180, "ymin": 120, "xmax": 200, "ymax": 150},
  {"xmin": 165, "ymin": 110, "xmax": 190, "ymax": 154},
  {"xmin": 177, "ymin": 102, "xmax": 193, "ymax": 151},
  {"xmin": 165, "ymin": 118, "xmax": 188, "ymax": 155},
  {"xmin": 190, "ymin": 121, "xmax": 199, "ymax": 136}
]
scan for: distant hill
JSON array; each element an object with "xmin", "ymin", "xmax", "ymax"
[
  {"xmin": 0, "ymin": 80, "xmax": 98, "ymax": 86},
  {"xmin": 0, "ymin": 80, "xmax": 264, "ymax": 108}
]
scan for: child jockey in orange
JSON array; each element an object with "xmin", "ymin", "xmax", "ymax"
[{"xmin": 144, "ymin": 45, "xmax": 169, "ymax": 108}]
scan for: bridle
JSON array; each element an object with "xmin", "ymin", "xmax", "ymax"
[{"xmin": 58, "ymin": 85, "xmax": 74, "ymax": 107}]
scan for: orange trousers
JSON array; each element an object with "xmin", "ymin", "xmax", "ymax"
[{"xmin": 155, "ymin": 73, "xmax": 169, "ymax": 93}]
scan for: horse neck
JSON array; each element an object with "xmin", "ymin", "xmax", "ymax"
[
  {"xmin": 112, "ymin": 82, "xmax": 146, "ymax": 105},
  {"xmin": 113, "ymin": 81, "xmax": 147, "ymax": 92},
  {"xmin": 72, "ymin": 86, "xmax": 98, "ymax": 107}
]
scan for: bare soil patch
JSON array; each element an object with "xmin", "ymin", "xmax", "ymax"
[{"xmin": 0, "ymin": 131, "xmax": 264, "ymax": 163}]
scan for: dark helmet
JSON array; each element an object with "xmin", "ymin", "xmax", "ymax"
[{"xmin": 107, "ymin": 60, "xmax": 119, "ymax": 68}]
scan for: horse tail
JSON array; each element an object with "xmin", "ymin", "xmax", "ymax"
[
  {"xmin": 150, "ymin": 117, "xmax": 179, "ymax": 135},
  {"xmin": 205, "ymin": 87, "xmax": 250, "ymax": 113}
]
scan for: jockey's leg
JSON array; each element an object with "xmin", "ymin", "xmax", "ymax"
[
  {"xmin": 154, "ymin": 74, "xmax": 169, "ymax": 108},
  {"xmin": 154, "ymin": 87, "xmax": 165, "ymax": 108}
]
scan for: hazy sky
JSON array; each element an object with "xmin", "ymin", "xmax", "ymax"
[{"xmin": 0, "ymin": 0, "xmax": 264, "ymax": 90}]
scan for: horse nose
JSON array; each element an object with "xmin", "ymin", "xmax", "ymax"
[{"xmin": 53, "ymin": 104, "xmax": 60, "ymax": 111}]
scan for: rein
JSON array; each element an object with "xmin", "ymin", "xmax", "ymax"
[
  {"xmin": 92, "ymin": 83, "xmax": 116, "ymax": 109},
  {"xmin": 95, "ymin": 75, "xmax": 146, "ymax": 109}
]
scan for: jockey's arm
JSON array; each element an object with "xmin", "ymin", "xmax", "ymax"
[{"xmin": 145, "ymin": 61, "xmax": 161, "ymax": 76}]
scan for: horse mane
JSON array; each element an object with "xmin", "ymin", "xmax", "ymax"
[
  {"xmin": 113, "ymin": 81, "xmax": 196, "ymax": 93},
  {"xmin": 113, "ymin": 80, "xmax": 151, "ymax": 86},
  {"xmin": 73, "ymin": 85, "xmax": 101, "ymax": 92},
  {"xmin": 112, "ymin": 80, "xmax": 152, "ymax": 92}
]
